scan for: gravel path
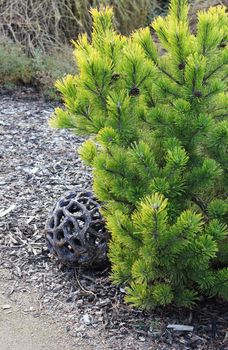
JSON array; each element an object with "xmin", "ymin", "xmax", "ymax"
[
  {"xmin": 0, "ymin": 88, "xmax": 227, "ymax": 350},
  {"xmin": 0, "ymin": 268, "xmax": 89, "ymax": 350}
]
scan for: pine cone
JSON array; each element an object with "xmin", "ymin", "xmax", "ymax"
[{"xmin": 129, "ymin": 86, "xmax": 140, "ymax": 96}]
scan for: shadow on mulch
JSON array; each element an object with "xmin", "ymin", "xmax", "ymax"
[{"xmin": 49, "ymin": 260, "xmax": 228, "ymax": 350}]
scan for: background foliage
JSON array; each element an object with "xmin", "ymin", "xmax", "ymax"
[
  {"xmin": 0, "ymin": 0, "xmax": 226, "ymax": 98},
  {"xmin": 0, "ymin": 0, "xmax": 166, "ymax": 54}
]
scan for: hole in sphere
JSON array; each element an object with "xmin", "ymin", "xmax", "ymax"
[{"xmin": 56, "ymin": 230, "xmax": 64, "ymax": 240}]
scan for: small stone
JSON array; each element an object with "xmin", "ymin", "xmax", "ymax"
[
  {"xmin": 77, "ymin": 325, "xmax": 85, "ymax": 331},
  {"xmin": 148, "ymin": 331, "xmax": 161, "ymax": 338},
  {"xmin": 97, "ymin": 298, "xmax": 110, "ymax": 307},
  {"xmin": 95, "ymin": 310, "xmax": 102, "ymax": 315},
  {"xmin": 139, "ymin": 336, "xmax": 146, "ymax": 342},
  {"xmin": 77, "ymin": 299, "xmax": 83, "ymax": 306},
  {"xmin": 2, "ymin": 304, "xmax": 11, "ymax": 310},
  {"xmin": 167, "ymin": 324, "xmax": 194, "ymax": 332},
  {"xmin": 223, "ymin": 332, "xmax": 228, "ymax": 343},
  {"xmin": 83, "ymin": 313, "xmax": 92, "ymax": 325}
]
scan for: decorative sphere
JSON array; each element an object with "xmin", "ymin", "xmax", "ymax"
[{"xmin": 45, "ymin": 191, "xmax": 108, "ymax": 267}]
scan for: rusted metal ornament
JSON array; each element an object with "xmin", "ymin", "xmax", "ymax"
[{"xmin": 45, "ymin": 191, "xmax": 108, "ymax": 267}]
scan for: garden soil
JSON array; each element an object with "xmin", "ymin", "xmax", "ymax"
[{"xmin": 0, "ymin": 87, "xmax": 227, "ymax": 350}]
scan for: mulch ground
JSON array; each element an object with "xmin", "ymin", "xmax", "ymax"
[{"xmin": 0, "ymin": 87, "xmax": 227, "ymax": 350}]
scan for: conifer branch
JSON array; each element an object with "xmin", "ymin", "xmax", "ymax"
[
  {"xmin": 79, "ymin": 107, "xmax": 101, "ymax": 132},
  {"xmin": 139, "ymin": 114, "xmax": 154, "ymax": 126},
  {"xmin": 202, "ymin": 22, "xmax": 209, "ymax": 56},
  {"xmin": 81, "ymin": 107, "xmax": 93, "ymax": 122},
  {"xmin": 191, "ymin": 194, "xmax": 209, "ymax": 221},
  {"xmin": 89, "ymin": 63, "xmax": 108, "ymax": 110},
  {"xmin": 137, "ymin": 155, "xmax": 153, "ymax": 178},
  {"xmin": 157, "ymin": 83, "xmax": 182, "ymax": 98},
  {"xmin": 203, "ymin": 63, "xmax": 227, "ymax": 82},
  {"xmin": 160, "ymin": 223, "xmax": 193, "ymax": 252},
  {"xmin": 138, "ymin": 33, "xmax": 182, "ymax": 85},
  {"xmin": 117, "ymin": 102, "xmax": 122, "ymax": 132},
  {"xmin": 107, "ymin": 192, "xmax": 135, "ymax": 210},
  {"xmin": 152, "ymin": 210, "xmax": 159, "ymax": 240},
  {"xmin": 158, "ymin": 66, "xmax": 182, "ymax": 86},
  {"xmin": 138, "ymin": 39, "xmax": 182, "ymax": 86},
  {"xmin": 104, "ymin": 166, "xmax": 126, "ymax": 178},
  {"xmin": 138, "ymin": 73, "xmax": 152, "ymax": 87},
  {"xmin": 84, "ymin": 82, "xmax": 100, "ymax": 96},
  {"xmin": 146, "ymin": 90, "xmax": 156, "ymax": 107},
  {"xmin": 176, "ymin": 0, "xmax": 182, "ymax": 22},
  {"xmin": 204, "ymin": 89, "xmax": 222, "ymax": 100},
  {"xmin": 132, "ymin": 62, "xmax": 137, "ymax": 86},
  {"xmin": 214, "ymin": 113, "xmax": 228, "ymax": 119},
  {"xmin": 209, "ymin": 107, "xmax": 227, "ymax": 114},
  {"xmin": 117, "ymin": 220, "xmax": 141, "ymax": 243}
]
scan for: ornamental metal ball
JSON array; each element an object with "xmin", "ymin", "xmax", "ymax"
[{"xmin": 45, "ymin": 191, "xmax": 108, "ymax": 267}]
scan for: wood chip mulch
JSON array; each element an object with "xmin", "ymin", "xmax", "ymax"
[{"xmin": 0, "ymin": 87, "xmax": 227, "ymax": 350}]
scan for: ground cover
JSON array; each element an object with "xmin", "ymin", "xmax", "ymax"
[{"xmin": 0, "ymin": 88, "xmax": 227, "ymax": 349}]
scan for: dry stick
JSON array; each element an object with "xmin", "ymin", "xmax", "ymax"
[
  {"xmin": 74, "ymin": 270, "xmax": 96, "ymax": 296},
  {"xmin": 6, "ymin": 24, "xmax": 20, "ymax": 44},
  {"xmin": 0, "ymin": 0, "xmax": 68, "ymax": 52},
  {"xmin": 0, "ymin": 0, "xmax": 161, "ymax": 53}
]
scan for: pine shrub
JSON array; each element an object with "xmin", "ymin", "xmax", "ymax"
[{"xmin": 50, "ymin": 0, "xmax": 228, "ymax": 308}]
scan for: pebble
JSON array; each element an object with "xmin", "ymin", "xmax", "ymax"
[
  {"xmin": 82, "ymin": 313, "xmax": 92, "ymax": 325},
  {"xmin": 139, "ymin": 336, "xmax": 146, "ymax": 342},
  {"xmin": 167, "ymin": 324, "xmax": 194, "ymax": 332},
  {"xmin": 148, "ymin": 331, "xmax": 161, "ymax": 338},
  {"xmin": 2, "ymin": 304, "xmax": 11, "ymax": 310}
]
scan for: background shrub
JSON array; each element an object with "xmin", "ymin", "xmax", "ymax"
[
  {"xmin": 0, "ymin": 0, "xmax": 167, "ymax": 97},
  {"xmin": 0, "ymin": 36, "xmax": 75, "ymax": 99},
  {"xmin": 32, "ymin": 47, "xmax": 76, "ymax": 99},
  {"xmin": 0, "ymin": 36, "xmax": 32, "ymax": 84},
  {"xmin": 0, "ymin": 0, "xmax": 166, "ymax": 55},
  {"xmin": 1, "ymin": 0, "xmax": 226, "ymax": 98}
]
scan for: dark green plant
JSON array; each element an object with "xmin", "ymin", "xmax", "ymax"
[
  {"xmin": 50, "ymin": 0, "xmax": 228, "ymax": 308},
  {"xmin": 0, "ymin": 36, "xmax": 32, "ymax": 84},
  {"xmin": 32, "ymin": 47, "xmax": 76, "ymax": 100},
  {"xmin": 0, "ymin": 37, "xmax": 75, "ymax": 99}
]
